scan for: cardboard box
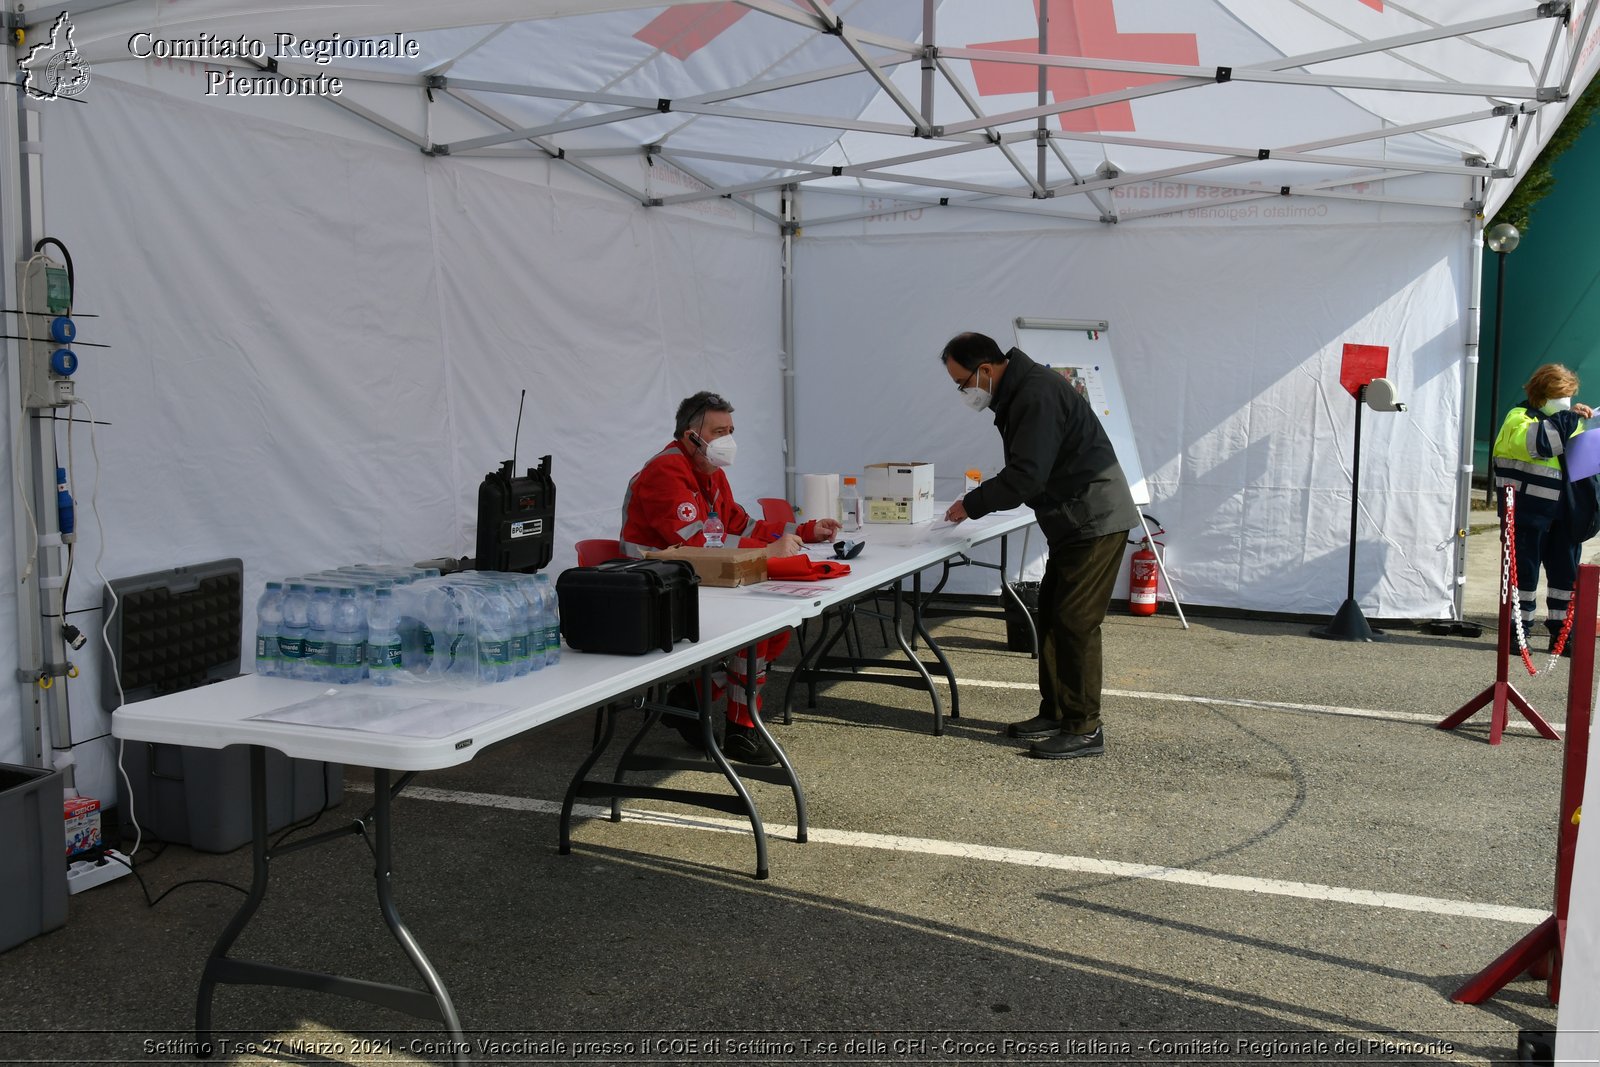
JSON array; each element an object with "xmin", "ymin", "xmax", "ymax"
[
  {"xmin": 645, "ymin": 546, "xmax": 768, "ymax": 587},
  {"xmin": 64, "ymin": 795, "xmax": 101, "ymax": 858},
  {"xmin": 863, "ymin": 461, "xmax": 935, "ymax": 524}
]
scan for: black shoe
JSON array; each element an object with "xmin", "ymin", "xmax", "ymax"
[
  {"xmin": 721, "ymin": 723, "xmax": 780, "ymax": 766},
  {"xmin": 1030, "ymin": 726, "xmax": 1105, "ymax": 760},
  {"xmin": 1007, "ymin": 714, "xmax": 1062, "ymax": 739},
  {"xmin": 1548, "ymin": 636, "xmax": 1575, "ymax": 659}
]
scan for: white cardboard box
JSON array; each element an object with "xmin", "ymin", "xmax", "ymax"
[{"xmin": 863, "ymin": 461, "xmax": 935, "ymax": 524}]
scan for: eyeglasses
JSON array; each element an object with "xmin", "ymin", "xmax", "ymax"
[
  {"xmin": 683, "ymin": 392, "xmax": 730, "ymax": 431},
  {"xmin": 955, "ymin": 367, "xmax": 980, "ymax": 393}
]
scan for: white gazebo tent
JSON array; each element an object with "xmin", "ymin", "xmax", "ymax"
[{"xmin": 3, "ymin": 4, "xmax": 1599, "ymax": 1038}]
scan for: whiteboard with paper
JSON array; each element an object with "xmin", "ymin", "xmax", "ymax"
[{"xmin": 1014, "ymin": 319, "xmax": 1150, "ymax": 507}]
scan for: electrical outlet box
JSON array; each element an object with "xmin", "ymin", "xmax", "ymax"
[{"xmin": 17, "ymin": 257, "xmax": 76, "ymax": 410}]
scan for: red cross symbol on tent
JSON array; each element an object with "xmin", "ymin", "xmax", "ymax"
[
  {"xmin": 635, "ymin": 1, "xmax": 765, "ymax": 60},
  {"xmin": 968, "ymin": 0, "xmax": 1199, "ymax": 132}
]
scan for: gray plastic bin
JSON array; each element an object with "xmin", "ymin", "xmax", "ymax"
[
  {"xmin": 0, "ymin": 763, "xmax": 67, "ymax": 953},
  {"xmin": 117, "ymin": 742, "xmax": 342, "ymax": 854}
]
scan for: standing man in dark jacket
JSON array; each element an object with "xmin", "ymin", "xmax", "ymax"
[{"xmin": 942, "ymin": 332, "xmax": 1140, "ymax": 759}]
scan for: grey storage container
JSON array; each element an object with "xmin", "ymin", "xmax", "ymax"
[
  {"xmin": 116, "ymin": 743, "xmax": 342, "ymax": 853},
  {"xmin": 104, "ymin": 559, "xmax": 343, "ymax": 853},
  {"xmin": 0, "ymin": 763, "xmax": 67, "ymax": 953}
]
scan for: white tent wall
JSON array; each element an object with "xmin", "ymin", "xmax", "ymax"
[
  {"xmin": 9, "ymin": 76, "xmax": 783, "ymax": 802},
  {"xmin": 791, "ymin": 220, "xmax": 1467, "ymax": 615}
]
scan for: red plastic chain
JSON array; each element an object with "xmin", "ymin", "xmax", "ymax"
[
  {"xmin": 1505, "ymin": 490, "xmax": 1537, "ymax": 674},
  {"xmin": 1504, "ymin": 484, "xmax": 1579, "ymax": 675}
]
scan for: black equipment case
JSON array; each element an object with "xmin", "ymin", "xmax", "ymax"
[
  {"xmin": 556, "ymin": 558, "xmax": 700, "ymax": 655},
  {"xmin": 476, "ymin": 455, "xmax": 556, "ymax": 573}
]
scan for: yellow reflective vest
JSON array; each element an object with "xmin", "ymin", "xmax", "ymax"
[{"xmin": 1491, "ymin": 406, "xmax": 1575, "ymax": 521}]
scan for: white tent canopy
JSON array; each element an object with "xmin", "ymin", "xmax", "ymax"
[
  {"xmin": 47, "ymin": 0, "xmax": 1598, "ymax": 224},
  {"xmin": 3, "ymin": 0, "xmax": 1598, "ymax": 821}
]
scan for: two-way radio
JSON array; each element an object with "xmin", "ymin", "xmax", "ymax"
[{"xmin": 475, "ymin": 390, "xmax": 556, "ymax": 573}]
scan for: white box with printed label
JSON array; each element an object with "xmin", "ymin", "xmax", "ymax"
[{"xmin": 862, "ymin": 462, "xmax": 935, "ymax": 524}]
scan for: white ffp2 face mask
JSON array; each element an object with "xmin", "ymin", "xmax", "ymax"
[
  {"xmin": 959, "ymin": 368, "xmax": 992, "ymax": 412},
  {"xmin": 703, "ymin": 435, "xmax": 737, "ymax": 468},
  {"xmin": 1544, "ymin": 396, "xmax": 1574, "ymax": 415}
]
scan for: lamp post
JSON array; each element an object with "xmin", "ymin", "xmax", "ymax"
[{"xmin": 1484, "ymin": 221, "xmax": 1521, "ymax": 504}]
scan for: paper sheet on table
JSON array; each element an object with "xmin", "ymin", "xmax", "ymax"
[
  {"xmin": 748, "ymin": 582, "xmax": 830, "ymax": 598},
  {"xmin": 248, "ymin": 690, "xmax": 518, "ymax": 738}
]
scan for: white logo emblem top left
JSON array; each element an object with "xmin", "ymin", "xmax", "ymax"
[{"xmin": 21, "ymin": 12, "xmax": 91, "ymax": 99}]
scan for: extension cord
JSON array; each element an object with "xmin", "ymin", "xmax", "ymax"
[{"xmin": 66, "ymin": 849, "xmax": 131, "ymax": 895}]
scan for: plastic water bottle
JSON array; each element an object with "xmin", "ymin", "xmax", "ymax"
[
  {"xmin": 366, "ymin": 587, "xmax": 403, "ymax": 686},
  {"xmin": 474, "ymin": 583, "xmax": 516, "ymax": 683},
  {"xmin": 536, "ymin": 573, "xmax": 561, "ymax": 666},
  {"xmin": 279, "ymin": 583, "xmax": 311, "ymax": 680},
  {"xmin": 254, "ymin": 582, "xmax": 285, "ymax": 677},
  {"xmin": 422, "ymin": 582, "xmax": 478, "ymax": 682},
  {"xmin": 305, "ymin": 586, "xmax": 336, "ymax": 683},
  {"xmin": 328, "ymin": 587, "xmax": 367, "ymax": 684},
  {"xmin": 839, "ymin": 477, "xmax": 864, "ymax": 532},
  {"xmin": 507, "ymin": 575, "xmax": 541, "ymax": 674},
  {"xmin": 704, "ymin": 509, "xmax": 725, "ymax": 548}
]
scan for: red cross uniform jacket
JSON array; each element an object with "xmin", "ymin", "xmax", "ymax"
[{"xmin": 620, "ymin": 440, "xmax": 819, "ymax": 555}]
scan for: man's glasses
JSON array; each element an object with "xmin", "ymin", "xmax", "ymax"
[{"xmin": 683, "ymin": 392, "xmax": 729, "ymax": 433}]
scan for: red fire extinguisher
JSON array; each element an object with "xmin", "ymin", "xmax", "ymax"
[{"xmin": 1128, "ymin": 519, "xmax": 1165, "ymax": 616}]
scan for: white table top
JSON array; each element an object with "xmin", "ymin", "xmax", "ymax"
[
  {"xmin": 703, "ymin": 505, "xmax": 1037, "ymax": 615},
  {"xmin": 112, "ymin": 595, "xmax": 806, "ymax": 772}
]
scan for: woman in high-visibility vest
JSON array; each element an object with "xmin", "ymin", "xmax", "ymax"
[{"xmin": 1491, "ymin": 363, "xmax": 1594, "ymax": 651}]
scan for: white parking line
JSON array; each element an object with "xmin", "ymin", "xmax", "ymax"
[
  {"xmin": 350, "ymin": 782, "xmax": 1549, "ymax": 926},
  {"xmin": 802, "ymin": 669, "xmax": 1566, "ymax": 733}
]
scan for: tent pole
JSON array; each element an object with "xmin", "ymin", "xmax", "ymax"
[
  {"xmin": 920, "ymin": 0, "xmax": 935, "ymax": 124},
  {"xmin": 782, "ymin": 184, "xmax": 797, "ymax": 505},
  {"xmin": 3, "ymin": 61, "xmax": 68, "ymax": 771},
  {"xmin": 1, "ymin": 63, "xmax": 40, "ymax": 766},
  {"xmin": 1452, "ymin": 219, "xmax": 1487, "ymax": 629},
  {"xmin": 1036, "ymin": 0, "xmax": 1048, "ymax": 189}
]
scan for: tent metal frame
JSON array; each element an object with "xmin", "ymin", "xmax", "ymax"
[{"xmin": 107, "ymin": 2, "xmax": 1571, "ymax": 227}]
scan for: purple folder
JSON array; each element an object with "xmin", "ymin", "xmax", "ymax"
[{"xmin": 1568, "ymin": 428, "xmax": 1600, "ymax": 480}]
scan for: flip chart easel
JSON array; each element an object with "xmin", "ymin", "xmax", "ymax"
[{"xmin": 1014, "ymin": 318, "xmax": 1186, "ymax": 628}]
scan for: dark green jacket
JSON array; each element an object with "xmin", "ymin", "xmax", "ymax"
[{"xmin": 962, "ymin": 348, "xmax": 1141, "ymax": 548}]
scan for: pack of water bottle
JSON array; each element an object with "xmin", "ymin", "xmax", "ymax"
[{"xmin": 253, "ymin": 564, "xmax": 562, "ymax": 687}]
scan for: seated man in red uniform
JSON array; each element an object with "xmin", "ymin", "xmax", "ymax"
[{"xmin": 621, "ymin": 390, "xmax": 839, "ymax": 764}]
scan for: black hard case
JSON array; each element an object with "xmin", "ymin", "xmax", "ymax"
[{"xmin": 556, "ymin": 558, "xmax": 700, "ymax": 655}]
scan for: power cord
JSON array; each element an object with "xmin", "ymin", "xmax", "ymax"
[
  {"xmin": 70, "ymin": 394, "xmax": 144, "ymax": 862},
  {"xmin": 101, "ymin": 849, "xmax": 247, "ymax": 907}
]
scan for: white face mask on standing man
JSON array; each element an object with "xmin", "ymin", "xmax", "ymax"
[
  {"xmin": 1543, "ymin": 395, "xmax": 1574, "ymax": 415},
  {"xmin": 958, "ymin": 365, "xmax": 993, "ymax": 412}
]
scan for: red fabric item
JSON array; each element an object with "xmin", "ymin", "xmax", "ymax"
[
  {"xmin": 765, "ymin": 555, "xmax": 853, "ymax": 582},
  {"xmin": 620, "ymin": 440, "xmax": 819, "ymax": 551}
]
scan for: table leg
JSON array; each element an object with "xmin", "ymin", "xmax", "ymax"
[
  {"xmin": 911, "ymin": 569, "xmax": 960, "ymax": 721},
  {"xmin": 561, "ymin": 706, "xmax": 618, "ymax": 852},
  {"xmin": 195, "ymin": 750, "xmax": 465, "ymax": 1062},
  {"xmin": 889, "ymin": 578, "xmax": 945, "ymax": 734},
  {"xmin": 745, "ymin": 640, "xmax": 809, "ymax": 845},
  {"xmin": 782, "ymin": 609, "xmax": 839, "ymax": 724},
  {"xmin": 196, "ymin": 747, "xmax": 271, "ymax": 1056},
  {"xmin": 372, "ymin": 769, "xmax": 464, "ymax": 1043},
  {"xmin": 612, "ymin": 692, "xmax": 664, "ymax": 822}
]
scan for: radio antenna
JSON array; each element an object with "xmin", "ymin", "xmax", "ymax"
[{"xmin": 511, "ymin": 389, "xmax": 526, "ymax": 470}]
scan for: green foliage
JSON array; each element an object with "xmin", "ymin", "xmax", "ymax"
[{"xmin": 1492, "ymin": 75, "xmax": 1600, "ymax": 234}]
